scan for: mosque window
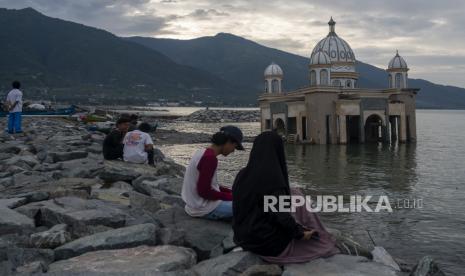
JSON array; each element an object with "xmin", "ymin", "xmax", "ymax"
[
  {"xmin": 395, "ymin": 73, "xmax": 403, "ymax": 88},
  {"xmin": 310, "ymin": 70, "xmax": 317, "ymax": 86},
  {"xmin": 332, "ymin": 80, "xmax": 341, "ymax": 87},
  {"xmin": 320, "ymin": 69, "xmax": 328, "ymax": 85},
  {"xmin": 346, "ymin": 80, "xmax": 351, "ymax": 88},
  {"xmin": 272, "ymin": 79, "xmax": 280, "ymax": 92},
  {"xmin": 264, "ymin": 81, "xmax": 268, "ymax": 92}
]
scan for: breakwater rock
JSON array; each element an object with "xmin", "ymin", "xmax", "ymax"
[
  {"xmin": 0, "ymin": 118, "xmax": 445, "ymax": 275},
  {"xmin": 179, "ymin": 109, "xmax": 260, "ymax": 123}
]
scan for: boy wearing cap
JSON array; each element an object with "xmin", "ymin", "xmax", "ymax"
[{"xmin": 181, "ymin": 125, "xmax": 244, "ymax": 220}]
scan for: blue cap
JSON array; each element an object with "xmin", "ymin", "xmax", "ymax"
[{"xmin": 220, "ymin": 125, "xmax": 244, "ymax": 150}]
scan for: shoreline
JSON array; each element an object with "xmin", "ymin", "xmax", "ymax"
[{"xmin": 0, "ymin": 117, "xmax": 445, "ymax": 275}]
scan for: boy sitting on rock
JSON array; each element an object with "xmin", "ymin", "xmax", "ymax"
[
  {"xmin": 123, "ymin": 122, "xmax": 155, "ymax": 165},
  {"xmin": 102, "ymin": 117, "xmax": 131, "ymax": 160}
]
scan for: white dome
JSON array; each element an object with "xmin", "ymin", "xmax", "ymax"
[
  {"xmin": 388, "ymin": 50, "xmax": 408, "ymax": 69},
  {"xmin": 264, "ymin": 62, "xmax": 283, "ymax": 77},
  {"xmin": 310, "ymin": 50, "xmax": 331, "ymax": 65},
  {"xmin": 311, "ymin": 17, "xmax": 356, "ymax": 63}
]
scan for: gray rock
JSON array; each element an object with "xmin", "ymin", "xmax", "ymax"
[
  {"xmin": 54, "ymin": 223, "xmax": 158, "ymax": 260},
  {"xmin": 0, "ymin": 197, "xmax": 27, "ymax": 209},
  {"xmin": 133, "ymin": 177, "xmax": 183, "ymax": 197},
  {"xmin": 0, "ymin": 233, "xmax": 32, "ymax": 248},
  {"xmin": 15, "ymin": 260, "xmax": 47, "ymax": 274},
  {"xmin": 87, "ymin": 143, "xmax": 103, "ymax": 154},
  {"xmin": 28, "ymin": 177, "xmax": 101, "ymax": 200},
  {"xmin": 129, "ymin": 191, "xmax": 161, "ymax": 213},
  {"xmin": 30, "ymin": 224, "xmax": 72, "ymax": 249},
  {"xmin": 12, "ymin": 171, "xmax": 51, "ymax": 188},
  {"xmin": 6, "ymin": 247, "xmax": 54, "ymax": 271},
  {"xmin": 59, "ymin": 158, "xmax": 104, "ymax": 178},
  {"xmin": 283, "ymin": 254, "xmax": 407, "ymax": 276},
  {"xmin": 99, "ymin": 160, "xmax": 151, "ymax": 182},
  {"xmin": 0, "ymin": 261, "xmax": 13, "ymax": 276},
  {"xmin": 158, "ymin": 227, "xmax": 186, "ymax": 246},
  {"xmin": 48, "ymin": 151, "xmax": 89, "ymax": 163},
  {"xmin": 111, "ymin": 181, "xmax": 134, "ymax": 191},
  {"xmin": 92, "ymin": 187, "xmax": 131, "ymax": 206},
  {"xmin": 156, "ymin": 177, "xmax": 183, "ymax": 195},
  {"xmin": 153, "ymin": 148, "xmax": 166, "ymax": 162},
  {"xmin": 0, "ymin": 207, "xmax": 35, "ymax": 235},
  {"xmin": 222, "ymin": 231, "xmax": 237, "ymax": 253},
  {"xmin": 3, "ymin": 176, "xmax": 99, "ymax": 202},
  {"xmin": 0, "ymin": 144, "xmax": 21, "ymax": 154},
  {"xmin": 410, "ymin": 256, "xmax": 446, "ymax": 276},
  {"xmin": 14, "ymin": 191, "xmax": 49, "ymax": 203},
  {"xmin": 0, "ymin": 152, "xmax": 14, "ymax": 161},
  {"xmin": 192, "ymin": 251, "xmax": 265, "ymax": 276},
  {"xmin": 327, "ymin": 227, "xmax": 373, "ymax": 259},
  {"xmin": 154, "ymin": 162, "xmax": 185, "ymax": 177},
  {"xmin": 241, "ymin": 264, "xmax": 283, "ymax": 276},
  {"xmin": 49, "ymin": 245, "xmax": 196, "ymax": 274},
  {"xmin": 16, "ymin": 197, "xmax": 126, "ymax": 234},
  {"xmin": 154, "ymin": 206, "xmax": 231, "ymax": 261},
  {"xmin": 160, "ymin": 194, "xmax": 185, "ymax": 207},
  {"xmin": 0, "ymin": 176, "xmax": 14, "ymax": 188},
  {"xmin": 3, "ymin": 155, "xmax": 40, "ymax": 168},
  {"xmin": 33, "ymin": 163, "xmax": 64, "ymax": 172}
]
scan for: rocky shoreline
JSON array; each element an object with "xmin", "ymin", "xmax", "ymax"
[{"xmin": 0, "ymin": 118, "xmax": 444, "ymax": 275}]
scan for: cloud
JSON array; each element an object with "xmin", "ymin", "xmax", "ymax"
[
  {"xmin": 0, "ymin": 0, "xmax": 464, "ymax": 87},
  {"xmin": 185, "ymin": 9, "xmax": 229, "ymax": 20}
]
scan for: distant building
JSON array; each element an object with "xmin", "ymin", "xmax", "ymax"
[{"xmin": 259, "ymin": 18, "xmax": 418, "ymax": 144}]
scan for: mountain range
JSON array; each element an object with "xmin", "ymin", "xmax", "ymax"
[
  {"xmin": 127, "ymin": 34, "xmax": 465, "ymax": 109},
  {"xmin": 1, "ymin": 7, "xmax": 465, "ymax": 108}
]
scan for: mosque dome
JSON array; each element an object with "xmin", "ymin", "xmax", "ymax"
[
  {"xmin": 311, "ymin": 17, "xmax": 356, "ymax": 63},
  {"xmin": 309, "ymin": 49, "xmax": 331, "ymax": 65},
  {"xmin": 388, "ymin": 50, "xmax": 408, "ymax": 70},
  {"xmin": 264, "ymin": 62, "xmax": 283, "ymax": 77}
]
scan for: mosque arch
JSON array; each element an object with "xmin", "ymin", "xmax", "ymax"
[
  {"xmin": 310, "ymin": 70, "xmax": 317, "ymax": 86},
  {"xmin": 395, "ymin": 73, "xmax": 403, "ymax": 88},
  {"xmin": 271, "ymin": 79, "xmax": 280, "ymax": 93},
  {"xmin": 364, "ymin": 114, "xmax": 384, "ymax": 143},
  {"xmin": 320, "ymin": 69, "xmax": 328, "ymax": 85}
]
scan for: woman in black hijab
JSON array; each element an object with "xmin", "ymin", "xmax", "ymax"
[{"xmin": 232, "ymin": 131, "xmax": 339, "ymax": 263}]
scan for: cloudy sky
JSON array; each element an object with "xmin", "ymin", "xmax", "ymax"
[{"xmin": 1, "ymin": 0, "xmax": 464, "ymax": 88}]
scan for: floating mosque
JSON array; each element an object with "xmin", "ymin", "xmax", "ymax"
[{"xmin": 259, "ymin": 17, "xmax": 418, "ymax": 144}]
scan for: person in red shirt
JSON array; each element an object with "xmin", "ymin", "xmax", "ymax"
[{"xmin": 181, "ymin": 125, "xmax": 244, "ymax": 220}]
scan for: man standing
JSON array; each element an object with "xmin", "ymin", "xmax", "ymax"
[
  {"xmin": 6, "ymin": 81, "xmax": 23, "ymax": 134},
  {"xmin": 102, "ymin": 116, "xmax": 131, "ymax": 160}
]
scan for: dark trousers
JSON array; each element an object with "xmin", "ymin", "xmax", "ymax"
[
  {"xmin": 103, "ymin": 145, "xmax": 123, "ymax": 160},
  {"xmin": 147, "ymin": 149, "xmax": 155, "ymax": 165}
]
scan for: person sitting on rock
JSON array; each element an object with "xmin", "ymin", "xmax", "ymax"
[
  {"xmin": 232, "ymin": 131, "xmax": 340, "ymax": 264},
  {"xmin": 123, "ymin": 122, "xmax": 155, "ymax": 165},
  {"xmin": 102, "ymin": 116, "xmax": 131, "ymax": 160},
  {"xmin": 181, "ymin": 125, "xmax": 244, "ymax": 220}
]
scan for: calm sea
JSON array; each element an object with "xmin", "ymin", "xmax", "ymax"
[{"xmin": 158, "ymin": 109, "xmax": 465, "ymax": 275}]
